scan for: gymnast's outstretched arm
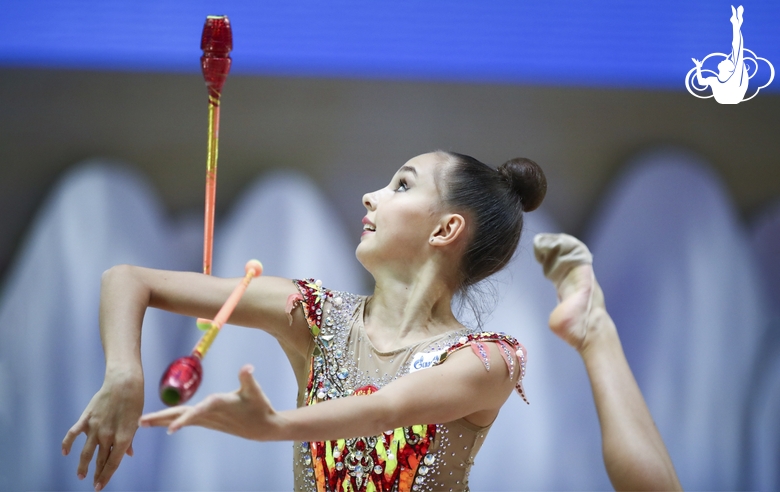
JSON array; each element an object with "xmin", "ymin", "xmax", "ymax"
[
  {"xmin": 534, "ymin": 234, "xmax": 682, "ymax": 491},
  {"xmin": 61, "ymin": 265, "xmax": 313, "ymax": 491},
  {"xmin": 139, "ymin": 338, "xmax": 520, "ymax": 444}
]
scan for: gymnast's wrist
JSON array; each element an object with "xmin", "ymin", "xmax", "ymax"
[
  {"xmin": 104, "ymin": 362, "xmax": 144, "ymax": 388},
  {"xmin": 269, "ymin": 409, "xmax": 297, "ymax": 442}
]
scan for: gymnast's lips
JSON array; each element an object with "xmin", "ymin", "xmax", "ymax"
[{"xmin": 362, "ymin": 217, "xmax": 376, "ymax": 235}]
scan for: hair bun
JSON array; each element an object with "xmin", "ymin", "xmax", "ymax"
[{"xmin": 497, "ymin": 157, "xmax": 547, "ymax": 212}]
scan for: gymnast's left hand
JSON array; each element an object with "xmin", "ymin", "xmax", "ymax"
[{"xmin": 139, "ymin": 364, "xmax": 278, "ymax": 440}]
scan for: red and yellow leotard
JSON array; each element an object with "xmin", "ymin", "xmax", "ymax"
[{"xmin": 291, "ymin": 279, "xmax": 527, "ymax": 492}]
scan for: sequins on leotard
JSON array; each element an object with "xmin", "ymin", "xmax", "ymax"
[{"xmin": 291, "ymin": 279, "xmax": 528, "ymax": 491}]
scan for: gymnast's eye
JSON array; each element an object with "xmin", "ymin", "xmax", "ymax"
[{"xmin": 394, "ymin": 179, "xmax": 408, "ymax": 192}]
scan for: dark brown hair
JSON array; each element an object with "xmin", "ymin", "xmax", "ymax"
[{"xmin": 439, "ymin": 151, "xmax": 547, "ymax": 289}]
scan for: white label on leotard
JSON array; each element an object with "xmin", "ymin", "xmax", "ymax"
[{"xmin": 409, "ymin": 350, "xmax": 446, "ymax": 373}]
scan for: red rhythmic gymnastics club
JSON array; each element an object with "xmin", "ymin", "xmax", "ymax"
[
  {"xmin": 200, "ymin": 15, "xmax": 232, "ymax": 276},
  {"xmin": 159, "ymin": 260, "xmax": 263, "ymax": 406}
]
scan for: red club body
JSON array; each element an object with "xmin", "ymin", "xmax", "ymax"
[
  {"xmin": 201, "ymin": 16, "xmax": 232, "ymax": 101},
  {"xmin": 159, "ymin": 355, "xmax": 203, "ymax": 406}
]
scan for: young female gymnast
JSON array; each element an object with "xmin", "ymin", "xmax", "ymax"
[
  {"xmin": 63, "ymin": 151, "xmax": 680, "ymax": 491},
  {"xmin": 139, "ymin": 234, "xmax": 683, "ymax": 492}
]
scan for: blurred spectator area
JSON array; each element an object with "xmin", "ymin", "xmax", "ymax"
[{"xmin": 1, "ymin": 68, "xmax": 779, "ymax": 279}]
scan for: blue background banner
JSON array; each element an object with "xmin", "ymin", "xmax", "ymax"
[{"xmin": 2, "ymin": 0, "xmax": 778, "ymax": 89}]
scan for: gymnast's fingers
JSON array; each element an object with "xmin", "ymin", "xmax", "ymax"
[
  {"xmin": 139, "ymin": 406, "xmax": 188, "ymax": 428},
  {"xmin": 94, "ymin": 435, "xmax": 133, "ymax": 491},
  {"xmin": 76, "ymin": 432, "xmax": 98, "ymax": 481},
  {"xmin": 62, "ymin": 418, "xmax": 86, "ymax": 456},
  {"xmin": 93, "ymin": 440, "xmax": 111, "ymax": 488},
  {"xmin": 167, "ymin": 398, "xmax": 213, "ymax": 433},
  {"xmin": 168, "ymin": 393, "xmax": 229, "ymax": 433}
]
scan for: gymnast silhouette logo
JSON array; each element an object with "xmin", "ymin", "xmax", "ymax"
[{"xmin": 685, "ymin": 5, "xmax": 774, "ymax": 104}]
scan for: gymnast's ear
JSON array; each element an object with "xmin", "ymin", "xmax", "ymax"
[{"xmin": 430, "ymin": 213, "xmax": 467, "ymax": 247}]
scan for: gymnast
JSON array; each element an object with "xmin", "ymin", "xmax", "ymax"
[
  {"xmin": 692, "ymin": 5, "xmax": 749, "ymax": 104},
  {"xmin": 62, "ymin": 151, "xmax": 681, "ymax": 491}
]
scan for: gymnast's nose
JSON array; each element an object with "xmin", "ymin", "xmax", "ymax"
[{"xmin": 363, "ymin": 191, "xmax": 377, "ymax": 212}]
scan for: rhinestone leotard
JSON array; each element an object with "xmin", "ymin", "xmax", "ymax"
[{"xmin": 291, "ymin": 279, "xmax": 527, "ymax": 492}]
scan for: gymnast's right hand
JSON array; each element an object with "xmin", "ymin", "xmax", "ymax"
[{"xmin": 62, "ymin": 368, "xmax": 144, "ymax": 491}]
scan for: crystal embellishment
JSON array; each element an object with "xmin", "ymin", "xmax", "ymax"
[{"xmin": 292, "ymin": 279, "xmax": 525, "ymax": 490}]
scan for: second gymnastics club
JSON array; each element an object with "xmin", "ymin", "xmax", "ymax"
[{"xmin": 159, "ymin": 260, "xmax": 263, "ymax": 406}]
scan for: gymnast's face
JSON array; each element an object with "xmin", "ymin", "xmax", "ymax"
[{"xmin": 356, "ymin": 153, "xmax": 452, "ymax": 276}]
